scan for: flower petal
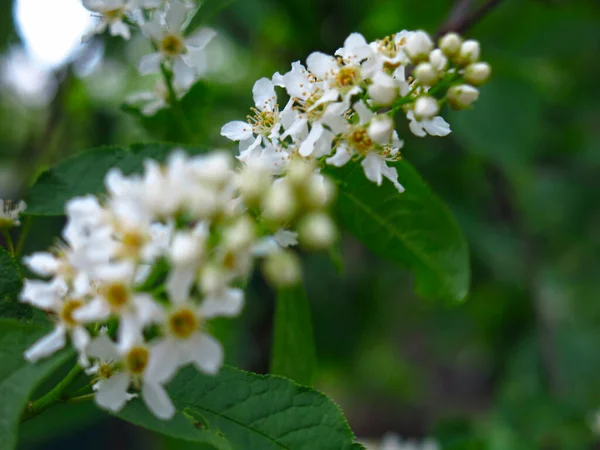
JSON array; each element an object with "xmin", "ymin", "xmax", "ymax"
[
  {"xmin": 186, "ymin": 27, "xmax": 216, "ymax": 48},
  {"xmin": 145, "ymin": 339, "xmax": 180, "ymax": 384},
  {"xmin": 200, "ymin": 288, "xmax": 244, "ymax": 318},
  {"xmin": 326, "ymin": 144, "xmax": 353, "ymax": 167},
  {"xmin": 24, "ymin": 325, "xmax": 67, "ymax": 362},
  {"xmin": 142, "ymin": 382, "xmax": 175, "ymax": 420},
  {"xmin": 94, "ymin": 372, "xmax": 131, "ymax": 413},
  {"xmin": 23, "ymin": 252, "xmax": 59, "ymax": 277},
  {"xmin": 361, "ymin": 152, "xmax": 384, "ymax": 186},
  {"xmin": 252, "ymin": 78, "xmax": 276, "ymax": 112},
  {"xmin": 221, "ymin": 121, "xmax": 253, "ymax": 141},
  {"xmin": 186, "ymin": 333, "xmax": 223, "ymax": 375},
  {"xmin": 306, "ymin": 52, "xmax": 338, "ymax": 79},
  {"xmin": 138, "ymin": 52, "xmax": 162, "ymax": 75}
]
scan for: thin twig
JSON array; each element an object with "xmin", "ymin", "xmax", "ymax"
[{"xmin": 436, "ymin": 0, "xmax": 506, "ymax": 38}]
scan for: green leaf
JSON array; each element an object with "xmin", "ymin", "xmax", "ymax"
[
  {"xmin": 25, "ymin": 143, "xmax": 207, "ymax": 216},
  {"xmin": 0, "ymin": 247, "xmax": 31, "ymax": 320},
  {"xmin": 270, "ymin": 284, "xmax": 317, "ymax": 385},
  {"xmin": 0, "ymin": 319, "xmax": 74, "ymax": 450},
  {"xmin": 118, "ymin": 401, "xmax": 232, "ymax": 449},
  {"xmin": 121, "ymin": 365, "xmax": 364, "ymax": 449},
  {"xmin": 326, "ymin": 160, "xmax": 470, "ymax": 303}
]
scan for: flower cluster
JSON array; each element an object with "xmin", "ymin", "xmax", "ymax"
[
  {"xmin": 0, "ymin": 199, "xmax": 26, "ymax": 230},
  {"xmin": 82, "ymin": 0, "xmax": 215, "ymax": 112},
  {"xmin": 365, "ymin": 433, "xmax": 440, "ymax": 450},
  {"xmin": 20, "ymin": 149, "xmax": 336, "ymax": 419},
  {"xmin": 221, "ymin": 30, "xmax": 491, "ymax": 192}
]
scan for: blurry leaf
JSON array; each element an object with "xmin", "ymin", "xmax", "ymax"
[
  {"xmin": 25, "ymin": 143, "xmax": 207, "ymax": 216},
  {"xmin": 187, "ymin": 0, "xmax": 237, "ymax": 31},
  {"xmin": 0, "ymin": 247, "xmax": 31, "ymax": 320},
  {"xmin": 326, "ymin": 160, "xmax": 470, "ymax": 303},
  {"xmin": 118, "ymin": 401, "xmax": 232, "ymax": 449},
  {"xmin": 450, "ymin": 76, "xmax": 543, "ymax": 167},
  {"xmin": 0, "ymin": 319, "xmax": 74, "ymax": 450},
  {"xmin": 121, "ymin": 365, "xmax": 364, "ymax": 449},
  {"xmin": 270, "ymin": 284, "xmax": 317, "ymax": 385}
]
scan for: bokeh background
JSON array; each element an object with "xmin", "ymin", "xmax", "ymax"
[{"xmin": 2, "ymin": 0, "xmax": 600, "ymax": 448}]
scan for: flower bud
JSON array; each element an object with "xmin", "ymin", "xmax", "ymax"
[
  {"xmin": 429, "ymin": 49, "xmax": 448, "ymax": 71},
  {"xmin": 286, "ymin": 159, "xmax": 314, "ymax": 188},
  {"xmin": 200, "ymin": 263, "xmax": 227, "ymax": 294},
  {"xmin": 404, "ymin": 30, "xmax": 434, "ymax": 62},
  {"xmin": 303, "ymin": 175, "xmax": 336, "ymax": 209},
  {"xmin": 368, "ymin": 73, "xmax": 397, "ymax": 106},
  {"xmin": 262, "ymin": 180, "xmax": 297, "ymax": 224},
  {"xmin": 447, "ymin": 84, "xmax": 480, "ymax": 109},
  {"xmin": 413, "ymin": 62, "xmax": 438, "ymax": 86},
  {"xmin": 239, "ymin": 163, "xmax": 272, "ymax": 206},
  {"xmin": 464, "ymin": 62, "xmax": 491, "ymax": 85},
  {"xmin": 263, "ymin": 250, "xmax": 301, "ymax": 288},
  {"xmin": 439, "ymin": 32, "xmax": 462, "ymax": 57},
  {"xmin": 368, "ymin": 115, "xmax": 394, "ymax": 145},
  {"xmin": 413, "ymin": 96, "xmax": 439, "ymax": 119},
  {"xmin": 171, "ymin": 231, "xmax": 204, "ymax": 265},
  {"xmin": 457, "ymin": 40, "xmax": 480, "ymax": 65},
  {"xmin": 298, "ymin": 213, "xmax": 337, "ymax": 251},
  {"xmin": 223, "ymin": 216, "xmax": 256, "ymax": 251}
]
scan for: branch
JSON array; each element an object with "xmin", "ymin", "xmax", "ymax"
[{"xmin": 436, "ymin": 0, "xmax": 506, "ymax": 39}]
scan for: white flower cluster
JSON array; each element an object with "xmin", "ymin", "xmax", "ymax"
[
  {"xmin": 82, "ymin": 0, "xmax": 215, "ymax": 113},
  {"xmin": 20, "ymin": 149, "xmax": 336, "ymax": 419},
  {"xmin": 365, "ymin": 433, "xmax": 440, "ymax": 450},
  {"xmin": 221, "ymin": 30, "xmax": 491, "ymax": 192}
]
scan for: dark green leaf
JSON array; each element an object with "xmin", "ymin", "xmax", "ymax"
[
  {"xmin": 326, "ymin": 160, "xmax": 470, "ymax": 303},
  {"xmin": 0, "ymin": 247, "xmax": 31, "ymax": 320},
  {"xmin": 0, "ymin": 319, "xmax": 74, "ymax": 450},
  {"xmin": 270, "ymin": 284, "xmax": 317, "ymax": 385},
  {"xmin": 133, "ymin": 365, "xmax": 364, "ymax": 449},
  {"xmin": 25, "ymin": 143, "xmax": 207, "ymax": 216}
]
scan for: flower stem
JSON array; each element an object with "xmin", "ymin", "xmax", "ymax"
[
  {"xmin": 2, "ymin": 230, "xmax": 15, "ymax": 255},
  {"xmin": 65, "ymin": 393, "xmax": 95, "ymax": 404},
  {"xmin": 20, "ymin": 364, "xmax": 83, "ymax": 423},
  {"xmin": 159, "ymin": 62, "xmax": 194, "ymax": 142},
  {"xmin": 15, "ymin": 216, "xmax": 33, "ymax": 256}
]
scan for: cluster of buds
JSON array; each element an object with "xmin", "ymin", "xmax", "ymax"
[
  {"xmin": 20, "ymin": 149, "xmax": 337, "ymax": 419},
  {"xmin": 0, "ymin": 199, "xmax": 26, "ymax": 231},
  {"xmin": 221, "ymin": 30, "xmax": 491, "ymax": 192},
  {"xmin": 81, "ymin": 0, "xmax": 215, "ymax": 114}
]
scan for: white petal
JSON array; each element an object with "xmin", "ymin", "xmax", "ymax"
[
  {"xmin": 252, "ymin": 78, "xmax": 276, "ymax": 112},
  {"xmin": 166, "ymin": 267, "xmax": 195, "ymax": 304},
  {"xmin": 380, "ymin": 162, "xmax": 405, "ymax": 193},
  {"xmin": 221, "ymin": 121, "xmax": 253, "ymax": 141},
  {"xmin": 87, "ymin": 333, "xmax": 119, "ymax": 361},
  {"xmin": 309, "ymin": 89, "xmax": 339, "ymax": 110},
  {"xmin": 94, "ymin": 372, "xmax": 131, "ymax": 412},
  {"xmin": 326, "ymin": 144, "xmax": 353, "ymax": 167},
  {"xmin": 138, "ymin": 53, "xmax": 162, "ymax": 75},
  {"xmin": 142, "ymin": 382, "xmax": 175, "ymax": 420},
  {"xmin": 424, "ymin": 116, "xmax": 451, "ymax": 136},
  {"xmin": 145, "ymin": 339, "xmax": 180, "ymax": 384},
  {"xmin": 361, "ymin": 152, "xmax": 384, "ymax": 186},
  {"xmin": 186, "ymin": 27, "xmax": 216, "ymax": 48},
  {"xmin": 73, "ymin": 297, "xmax": 110, "ymax": 323},
  {"xmin": 353, "ymin": 100, "xmax": 374, "ymax": 124},
  {"xmin": 172, "ymin": 57, "xmax": 197, "ymax": 90},
  {"xmin": 299, "ymin": 123, "xmax": 324, "ymax": 157},
  {"xmin": 274, "ymin": 230, "xmax": 298, "ymax": 247},
  {"xmin": 71, "ymin": 326, "xmax": 90, "ymax": 355},
  {"xmin": 25, "ymin": 325, "xmax": 67, "ymax": 362},
  {"xmin": 336, "ymin": 32, "xmax": 372, "ymax": 61},
  {"xmin": 186, "ymin": 333, "xmax": 223, "ymax": 375},
  {"xmin": 165, "ymin": 1, "xmax": 191, "ymax": 31},
  {"xmin": 23, "ymin": 253, "xmax": 59, "ymax": 277},
  {"xmin": 132, "ymin": 293, "xmax": 164, "ymax": 325},
  {"xmin": 117, "ymin": 313, "xmax": 143, "ymax": 352},
  {"xmin": 306, "ymin": 52, "xmax": 338, "ymax": 80},
  {"xmin": 109, "ymin": 20, "xmax": 130, "ymax": 40},
  {"xmin": 200, "ymin": 288, "xmax": 244, "ymax": 318},
  {"xmin": 141, "ymin": 17, "xmax": 163, "ymax": 40},
  {"xmin": 20, "ymin": 278, "xmax": 66, "ymax": 310}
]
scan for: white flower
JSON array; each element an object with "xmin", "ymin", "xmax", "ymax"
[
  {"xmin": 139, "ymin": 2, "xmax": 216, "ymax": 89},
  {"xmin": 82, "ymin": 0, "xmax": 133, "ymax": 41},
  {"xmin": 447, "ymin": 84, "xmax": 480, "ymax": 110},
  {"xmin": 0, "ymin": 199, "xmax": 26, "ymax": 229},
  {"xmin": 126, "ymin": 79, "xmax": 186, "ymax": 116},
  {"xmin": 438, "ymin": 32, "xmax": 462, "ymax": 57},
  {"xmin": 458, "ymin": 39, "xmax": 481, "ymax": 65},
  {"xmin": 407, "ymin": 110, "xmax": 451, "ymax": 138},
  {"xmin": 21, "ymin": 278, "xmax": 90, "ymax": 365},
  {"xmin": 403, "ymin": 30, "xmax": 434, "ymax": 62},
  {"xmin": 87, "ymin": 333, "xmax": 175, "ymax": 419},
  {"xmin": 378, "ymin": 433, "xmax": 440, "ymax": 450},
  {"xmin": 413, "ymin": 96, "xmax": 440, "ymax": 119},
  {"xmin": 464, "ymin": 62, "xmax": 491, "ymax": 85}
]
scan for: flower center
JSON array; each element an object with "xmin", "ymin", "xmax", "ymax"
[
  {"xmin": 248, "ymin": 108, "xmax": 277, "ymax": 136},
  {"xmin": 60, "ymin": 299, "xmax": 83, "ymax": 327},
  {"xmin": 168, "ymin": 308, "xmax": 199, "ymax": 339},
  {"xmin": 98, "ymin": 362, "xmax": 114, "ymax": 379},
  {"xmin": 104, "ymin": 283, "xmax": 129, "ymax": 309},
  {"xmin": 126, "ymin": 347, "xmax": 149, "ymax": 375},
  {"xmin": 160, "ymin": 35, "xmax": 185, "ymax": 57},
  {"xmin": 120, "ymin": 230, "xmax": 145, "ymax": 258},
  {"xmin": 105, "ymin": 8, "xmax": 124, "ymax": 20},
  {"xmin": 334, "ymin": 66, "xmax": 360, "ymax": 91},
  {"xmin": 301, "ymin": 90, "xmax": 329, "ymax": 122},
  {"xmin": 348, "ymin": 126, "xmax": 374, "ymax": 155}
]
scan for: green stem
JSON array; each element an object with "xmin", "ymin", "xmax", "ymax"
[
  {"xmin": 15, "ymin": 216, "xmax": 33, "ymax": 256},
  {"xmin": 65, "ymin": 393, "xmax": 95, "ymax": 404},
  {"xmin": 159, "ymin": 62, "xmax": 193, "ymax": 142},
  {"xmin": 20, "ymin": 364, "xmax": 83, "ymax": 423},
  {"xmin": 2, "ymin": 230, "xmax": 15, "ymax": 255}
]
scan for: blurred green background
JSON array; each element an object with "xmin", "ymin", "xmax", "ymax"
[{"xmin": 2, "ymin": 0, "xmax": 600, "ymax": 448}]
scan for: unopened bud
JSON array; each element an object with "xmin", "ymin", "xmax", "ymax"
[
  {"xmin": 429, "ymin": 49, "xmax": 448, "ymax": 71},
  {"xmin": 413, "ymin": 96, "xmax": 439, "ymax": 119},
  {"xmin": 368, "ymin": 115, "xmax": 394, "ymax": 145},
  {"xmin": 263, "ymin": 250, "xmax": 301, "ymax": 288},
  {"xmin": 262, "ymin": 180, "xmax": 297, "ymax": 224},
  {"xmin": 171, "ymin": 231, "xmax": 204, "ymax": 265},
  {"xmin": 464, "ymin": 62, "xmax": 491, "ymax": 85},
  {"xmin": 368, "ymin": 72, "xmax": 397, "ymax": 106},
  {"xmin": 223, "ymin": 216, "xmax": 256, "ymax": 251},
  {"xmin": 404, "ymin": 30, "xmax": 434, "ymax": 62},
  {"xmin": 200, "ymin": 264, "xmax": 227, "ymax": 294},
  {"xmin": 438, "ymin": 32, "xmax": 462, "ymax": 57},
  {"xmin": 239, "ymin": 163, "xmax": 272, "ymax": 206},
  {"xmin": 447, "ymin": 84, "xmax": 480, "ymax": 109},
  {"xmin": 303, "ymin": 175, "xmax": 336, "ymax": 209},
  {"xmin": 286, "ymin": 159, "xmax": 314, "ymax": 188},
  {"xmin": 298, "ymin": 213, "xmax": 337, "ymax": 251},
  {"xmin": 457, "ymin": 40, "xmax": 480, "ymax": 65},
  {"xmin": 414, "ymin": 62, "xmax": 438, "ymax": 86}
]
